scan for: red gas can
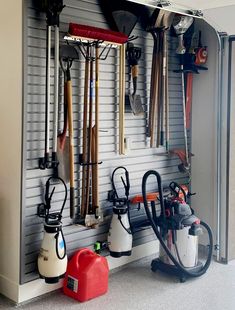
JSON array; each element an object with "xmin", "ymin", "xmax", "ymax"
[{"xmin": 63, "ymin": 248, "xmax": 109, "ymax": 302}]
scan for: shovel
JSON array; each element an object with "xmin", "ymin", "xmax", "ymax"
[
  {"xmin": 57, "ymin": 68, "xmax": 70, "ymax": 182},
  {"xmin": 126, "ymin": 43, "xmax": 144, "ymax": 115},
  {"xmin": 58, "ymin": 45, "xmax": 79, "ymax": 185},
  {"xmin": 148, "ymin": 9, "xmax": 170, "ymax": 147},
  {"xmin": 59, "ymin": 45, "xmax": 79, "ymax": 218},
  {"xmin": 160, "ymin": 12, "xmax": 175, "ymax": 147},
  {"xmin": 112, "ymin": 10, "xmax": 138, "ymax": 37}
]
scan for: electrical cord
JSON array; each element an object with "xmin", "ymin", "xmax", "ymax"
[
  {"xmin": 169, "ymin": 181, "xmax": 187, "ymax": 202},
  {"xmin": 142, "ymin": 170, "xmax": 213, "ymax": 278}
]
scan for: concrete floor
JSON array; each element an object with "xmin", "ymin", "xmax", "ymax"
[{"xmin": 1, "ymin": 256, "xmax": 235, "ymax": 310}]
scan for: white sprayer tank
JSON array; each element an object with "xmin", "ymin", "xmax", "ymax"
[
  {"xmin": 38, "ymin": 222, "xmax": 67, "ymax": 283},
  {"xmin": 108, "ymin": 206, "xmax": 133, "ymax": 257}
]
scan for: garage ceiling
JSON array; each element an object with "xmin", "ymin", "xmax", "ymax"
[{"xmin": 127, "ymin": 0, "xmax": 235, "ymax": 35}]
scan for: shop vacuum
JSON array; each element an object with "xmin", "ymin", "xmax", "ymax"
[
  {"xmin": 108, "ymin": 166, "xmax": 213, "ymax": 282},
  {"xmin": 142, "ymin": 170, "xmax": 213, "ymax": 282},
  {"xmin": 37, "ymin": 177, "xmax": 68, "ymax": 283}
]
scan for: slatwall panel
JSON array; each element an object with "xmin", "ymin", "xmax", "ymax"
[{"xmin": 21, "ymin": 0, "xmax": 189, "ymax": 283}]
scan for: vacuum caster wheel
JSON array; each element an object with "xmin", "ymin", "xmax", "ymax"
[{"xmin": 180, "ymin": 277, "xmax": 186, "ymax": 283}]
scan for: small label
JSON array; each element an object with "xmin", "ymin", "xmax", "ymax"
[
  {"xmin": 59, "ymin": 240, "xmax": 64, "ymax": 249},
  {"xmin": 67, "ymin": 276, "xmax": 78, "ymax": 293}
]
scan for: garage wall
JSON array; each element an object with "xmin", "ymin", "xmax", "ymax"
[
  {"xmin": 22, "ymin": 0, "xmax": 188, "ymax": 284},
  {"xmin": 191, "ymin": 20, "xmax": 217, "ymax": 224},
  {"xmin": 0, "ymin": 0, "xmax": 23, "ymax": 302}
]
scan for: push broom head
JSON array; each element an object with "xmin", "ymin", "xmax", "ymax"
[{"xmin": 68, "ymin": 23, "xmax": 128, "ymax": 44}]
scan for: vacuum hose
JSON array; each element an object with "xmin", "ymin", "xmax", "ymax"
[{"xmin": 142, "ymin": 170, "xmax": 213, "ymax": 278}]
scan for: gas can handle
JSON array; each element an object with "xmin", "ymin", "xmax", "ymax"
[{"xmin": 74, "ymin": 248, "xmax": 94, "ymax": 269}]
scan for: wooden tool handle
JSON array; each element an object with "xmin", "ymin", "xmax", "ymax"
[
  {"xmin": 119, "ymin": 44, "xmax": 125, "ymax": 155},
  {"xmin": 94, "ymin": 47, "xmax": 99, "ymax": 212},
  {"xmin": 81, "ymin": 52, "xmax": 90, "ymax": 218},
  {"xmin": 91, "ymin": 126, "xmax": 97, "ymax": 210},
  {"xmin": 150, "ymin": 36, "xmax": 160, "ymax": 148},
  {"xmin": 165, "ymin": 37, "xmax": 170, "ymax": 152},
  {"xmin": 67, "ymin": 79, "xmax": 75, "ymax": 218},
  {"xmin": 131, "ymin": 65, "xmax": 138, "ymax": 78}
]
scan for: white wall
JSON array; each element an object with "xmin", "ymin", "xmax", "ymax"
[
  {"xmin": 228, "ymin": 42, "xmax": 235, "ymax": 260},
  {"xmin": 0, "ymin": 0, "xmax": 23, "ymax": 302},
  {"xmin": 191, "ymin": 20, "xmax": 231, "ymax": 261},
  {"xmin": 191, "ymin": 20, "xmax": 218, "ymax": 236}
]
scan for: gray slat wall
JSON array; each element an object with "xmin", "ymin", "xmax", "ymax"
[{"xmin": 21, "ymin": 0, "xmax": 189, "ymax": 283}]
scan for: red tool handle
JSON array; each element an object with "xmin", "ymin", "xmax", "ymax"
[
  {"xmin": 131, "ymin": 193, "xmax": 158, "ymax": 204},
  {"xmin": 185, "ymin": 73, "xmax": 193, "ymax": 129}
]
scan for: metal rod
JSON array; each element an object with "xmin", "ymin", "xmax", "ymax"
[
  {"xmin": 215, "ymin": 31, "xmax": 225, "ymax": 262},
  {"xmin": 216, "ymin": 33, "xmax": 222, "ymax": 262},
  {"xmin": 81, "ymin": 47, "xmax": 90, "ymax": 218},
  {"xmin": 150, "ymin": 32, "xmax": 159, "ymax": 148},
  {"xmin": 94, "ymin": 46, "xmax": 99, "ymax": 211},
  {"xmin": 85, "ymin": 46, "xmax": 94, "ymax": 214},
  {"xmin": 225, "ymin": 37, "xmax": 232, "ymax": 263},
  {"xmin": 119, "ymin": 44, "xmax": 125, "ymax": 155},
  {"xmin": 46, "ymin": 25, "xmax": 51, "ymax": 156},
  {"xmin": 165, "ymin": 33, "xmax": 170, "ymax": 152},
  {"xmin": 52, "ymin": 26, "xmax": 59, "ymax": 153}
]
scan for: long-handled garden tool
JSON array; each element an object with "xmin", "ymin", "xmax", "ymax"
[
  {"xmin": 112, "ymin": 10, "xmax": 138, "ymax": 38},
  {"xmin": 172, "ymin": 14, "xmax": 194, "ymax": 173},
  {"xmin": 66, "ymin": 55, "xmax": 75, "ymax": 218},
  {"xmin": 160, "ymin": 12, "xmax": 175, "ymax": 149},
  {"xmin": 85, "ymin": 46, "xmax": 95, "ymax": 224},
  {"xmin": 81, "ymin": 47, "xmax": 90, "ymax": 219},
  {"xmin": 111, "ymin": 8, "xmax": 139, "ymax": 154},
  {"xmin": 85, "ymin": 45, "xmax": 101, "ymax": 226},
  {"xmin": 148, "ymin": 9, "xmax": 174, "ymax": 148},
  {"xmin": 148, "ymin": 8, "xmax": 161, "ymax": 147},
  {"xmin": 39, "ymin": 2, "xmax": 64, "ymax": 172},
  {"xmin": 81, "ymin": 45, "xmax": 100, "ymax": 226},
  {"xmin": 185, "ymin": 31, "xmax": 208, "ymax": 129},
  {"xmin": 125, "ymin": 43, "xmax": 144, "ymax": 115},
  {"xmin": 67, "ymin": 23, "xmax": 128, "ymax": 225},
  {"xmin": 165, "ymin": 31, "xmax": 170, "ymax": 152},
  {"xmin": 119, "ymin": 44, "xmax": 126, "ymax": 155},
  {"xmin": 58, "ymin": 45, "xmax": 79, "ymax": 184},
  {"xmin": 58, "ymin": 45, "xmax": 79, "ymax": 219},
  {"xmin": 92, "ymin": 45, "xmax": 100, "ymax": 214}
]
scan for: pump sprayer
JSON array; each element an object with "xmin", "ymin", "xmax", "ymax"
[
  {"xmin": 37, "ymin": 176, "xmax": 68, "ymax": 283},
  {"xmin": 108, "ymin": 166, "xmax": 133, "ymax": 257}
]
